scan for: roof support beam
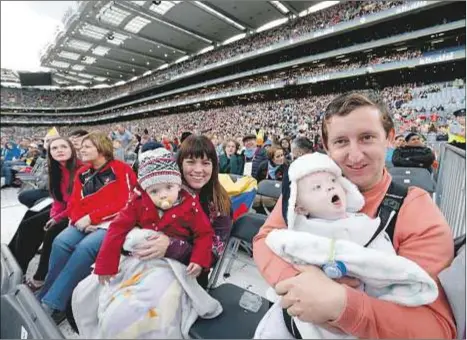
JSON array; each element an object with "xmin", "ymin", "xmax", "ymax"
[
  {"xmin": 63, "ymin": 33, "xmax": 166, "ymax": 64},
  {"xmin": 86, "ymin": 18, "xmax": 187, "ymax": 55},
  {"xmin": 60, "ymin": 48, "xmax": 150, "ymax": 71},
  {"xmin": 275, "ymin": 1, "xmax": 299, "ymax": 15},
  {"xmin": 192, "ymin": 2, "xmax": 252, "ymax": 31},
  {"xmin": 115, "ymin": 0, "xmax": 216, "ymax": 45}
]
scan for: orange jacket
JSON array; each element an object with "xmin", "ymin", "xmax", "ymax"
[{"xmin": 253, "ymin": 170, "xmax": 456, "ymax": 339}]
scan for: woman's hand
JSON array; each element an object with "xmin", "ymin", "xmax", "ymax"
[
  {"xmin": 75, "ymin": 215, "xmax": 91, "ymax": 231},
  {"xmin": 186, "ymin": 263, "xmax": 202, "ymax": 277},
  {"xmin": 44, "ymin": 218, "xmax": 57, "ymax": 231},
  {"xmin": 276, "ymin": 265, "xmax": 347, "ymax": 324},
  {"xmin": 84, "ymin": 224, "xmax": 98, "ymax": 233},
  {"xmin": 98, "ymin": 275, "xmax": 114, "ymax": 285},
  {"xmin": 133, "ymin": 233, "xmax": 170, "ymax": 260}
]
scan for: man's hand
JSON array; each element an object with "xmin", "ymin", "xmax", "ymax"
[
  {"xmin": 133, "ymin": 233, "xmax": 170, "ymax": 260},
  {"xmin": 75, "ymin": 215, "xmax": 91, "ymax": 231},
  {"xmin": 44, "ymin": 218, "xmax": 57, "ymax": 231},
  {"xmin": 98, "ymin": 275, "xmax": 114, "ymax": 285},
  {"xmin": 186, "ymin": 263, "xmax": 202, "ymax": 277},
  {"xmin": 276, "ymin": 265, "xmax": 347, "ymax": 324}
]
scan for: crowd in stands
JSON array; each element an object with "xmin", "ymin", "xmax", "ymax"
[
  {"xmin": 0, "ymin": 0, "xmax": 406, "ymax": 109},
  {"xmin": 1, "ymin": 47, "xmax": 440, "ymax": 125}
]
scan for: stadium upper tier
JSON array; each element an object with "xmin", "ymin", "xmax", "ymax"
[
  {"xmin": 1, "ymin": 0, "xmax": 458, "ymax": 110},
  {"xmin": 1, "ymin": 45, "xmax": 465, "ymax": 125}
]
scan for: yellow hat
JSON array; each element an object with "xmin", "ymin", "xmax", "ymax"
[{"xmin": 45, "ymin": 127, "xmax": 59, "ymax": 138}]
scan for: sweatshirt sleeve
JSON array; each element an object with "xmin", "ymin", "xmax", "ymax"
[
  {"xmin": 188, "ymin": 200, "xmax": 214, "ymax": 268},
  {"xmin": 328, "ymin": 189, "xmax": 457, "ymax": 339},
  {"xmin": 252, "ymin": 195, "xmax": 300, "ymax": 286},
  {"xmin": 94, "ymin": 197, "xmax": 139, "ymax": 275},
  {"xmin": 50, "ymin": 201, "xmax": 69, "ymax": 222}
]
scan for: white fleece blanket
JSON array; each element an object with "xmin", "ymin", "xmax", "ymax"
[
  {"xmin": 72, "ymin": 229, "xmax": 222, "ymax": 339},
  {"xmin": 255, "ymin": 214, "xmax": 438, "ymax": 339}
]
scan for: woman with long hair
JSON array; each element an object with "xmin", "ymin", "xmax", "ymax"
[
  {"xmin": 37, "ymin": 132, "xmax": 137, "ymax": 322},
  {"xmin": 8, "ymin": 137, "xmax": 82, "ymax": 291}
]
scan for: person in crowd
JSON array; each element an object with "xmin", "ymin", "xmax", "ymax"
[
  {"xmin": 109, "ymin": 124, "xmax": 134, "ymax": 150},
  {"xmin": 1, "ymin": 141, "xmax": 23, "ymax": 188},
  {"xmin": 448, "ymin": 108, "xmax": 466, "ymax": 149},
  {"xmin": 37, "ymin": 132, "xmax": 137, "ymax": 323},
  {"xmin": 219, "ymin": 139, "xmax": 244, "ymax": 175},
  {"xmin": 240, "ymin": 134, "xmax": 260, "ymax": 176},
  {"xmin": 426, "ymin": 124, "xmax": 438, "ymax": 144},
  {"xmin": 255, "ymin": 145, "xmax": 288, "ymax": 183},
  {"xmin": 280, "ymin": 138, "xmax": 292, "ymax": 162},
  {"xmin": 8, "ymin": 137, "xmax": 83, "ymax": 292},
  {"xmin": 253, "ymin": 91, "xmax": 456, "ymax": 339},
  {"xmin": 180, "ymin": 131, "xmax": 193, "ymax": 144},
  {"xmin": 392, "ymin": 132, "xmax": 435, "ymax": 171},
  {"xmin": 112, "ymin": 139, "xmax": 125, "ymax": 161},
  {"xmin": 290, "ymin": 137, "xmax": 314, "ymax": 161},
  {"xmin": 68, "ymin": 129, "xmax": 88, "ymax": 159},
  {"xmin": 394, "ymin": 134, "xmax": 406, "ymax": 148}
]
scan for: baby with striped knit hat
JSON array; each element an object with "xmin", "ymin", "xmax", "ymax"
[{"xmin": 95, "ymin": 148, "xmax": 213, "ymax": 282}]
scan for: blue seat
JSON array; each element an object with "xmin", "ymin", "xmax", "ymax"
[{"xmin": 388, "ymin": 167, "xmax": 436, "ymax": 194}]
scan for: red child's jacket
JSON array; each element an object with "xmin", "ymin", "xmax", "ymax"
[{"xmin": 94, "ymin": 188, "xmax": 214, "ymax": 275}]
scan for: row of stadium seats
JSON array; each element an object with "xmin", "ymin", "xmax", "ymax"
[{"xmin": 0, "ymin": 244, "xmax": 64, "ymax": 338}]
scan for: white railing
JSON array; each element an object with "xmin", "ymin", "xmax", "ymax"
[{"xmin": 435, "ymin": 143, "xmax": 466, "ymax": 238}]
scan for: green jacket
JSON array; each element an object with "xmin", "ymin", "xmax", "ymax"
[{"xmin": 219, "ymin": 154, "xmax": 244, "ymax": 175}]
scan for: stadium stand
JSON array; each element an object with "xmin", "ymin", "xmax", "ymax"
[{"xmin": 1, "ymin": 0, "xmax": 465, "ymax": 338}]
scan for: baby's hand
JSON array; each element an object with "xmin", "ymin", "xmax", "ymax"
[
  {"xmin": 98, "ymin": 275, "xmax": 114, "ymax": 285},
  {"xmin": 186, "ymin": 263, "xmax": 202, "ymax": 277}
]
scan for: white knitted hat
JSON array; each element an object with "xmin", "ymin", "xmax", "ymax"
[
  {"xmin": 138, "ymin": 148, "xmax": 181, "ymax": 190},
  {"xmin": 287, "ymin": 153, "xmax": 365, "ymax": 229}
]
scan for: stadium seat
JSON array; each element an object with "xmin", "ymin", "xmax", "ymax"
[
  {"xmin": 257, "ymin": 180, "xmax": 282, "ymax": 215},
  {"xmin": 0, "ymin": 285, "xmax": 64, "ymax": 339},
  {"xmin": 388, "ymin": 167, "xmax": 436, "ymax": 194},
  {"xmin": 1, "ymin": 243, "xmax": 23, "ymax": 295},
  {"xmin": 191, "ymin": 213, "xmax": 270, "ymax": 339}
]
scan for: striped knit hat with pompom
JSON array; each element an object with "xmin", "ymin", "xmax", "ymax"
[{"xmin": 138, "ymin": 148, "xmax": 181, "ymax": 190}]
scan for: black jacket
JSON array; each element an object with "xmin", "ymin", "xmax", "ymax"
[
  {"xmin": 392, "ymin": 146, "xmax": 435, "ymax": 170},
  {"xmin": 255, "ymin": 160, "xmax": 288, "ymax": 183}
]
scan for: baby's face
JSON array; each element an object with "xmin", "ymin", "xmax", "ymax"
[
  {"xmin": 146, "ymin": 183, "xmax": 181, "ymax": 210},
  {"xmin": 295, "ymin": 172, "xmax": 347, "ymax": 220}
]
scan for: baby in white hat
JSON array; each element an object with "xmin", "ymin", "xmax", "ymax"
[{"xmin": 255, "ymin": 153, "xmax": 438, "ymax": 339}]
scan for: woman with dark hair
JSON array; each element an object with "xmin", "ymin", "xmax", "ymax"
[
  {"xmin": 280, "ymin": 138, "xmax": 292, "ymax": 162},
  {"xmin": 131, "ymin": 134, "xmax": 232, "ymax": 288},
  {"xmin": 219, "ymin": 139, "xmax": 244, "ymax": 175},
  {"xmin": 8, "ymin": 137, "xmax": 82, "ymax": 291},
  {"xmin": 37, "ymin": 132, "xmax": 137, "ymax": 322}
]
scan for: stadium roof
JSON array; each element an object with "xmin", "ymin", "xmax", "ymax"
[{"xmin": 38, "ymin": 0, "xmax": 323, "ymax": 87}]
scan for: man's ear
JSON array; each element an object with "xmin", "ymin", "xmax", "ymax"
[
  {"xmin": 295, "ymin": 205, "xmax": 307, "ymax": 215},
  {"xmin": 387, "ymin": 128, "xmax": 395, "ymax": 147}
]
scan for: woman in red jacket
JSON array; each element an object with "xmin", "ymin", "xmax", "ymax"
[
  {"xmin": 9, "ymin": 137, "xmax": 82, "ymax": 291},
  {"xmin": 37, "ymin": 132, "xmax": 137, "ymax": 322}
]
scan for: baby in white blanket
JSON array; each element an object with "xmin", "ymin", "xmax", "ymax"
[{"xmin": 254, "ymin": 153, "xmax": 438, "ymax": 339}]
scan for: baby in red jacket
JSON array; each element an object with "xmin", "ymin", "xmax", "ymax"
[{"xmin": 94, "ymin": 148, "xmax": 214, "ymax": 284}]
